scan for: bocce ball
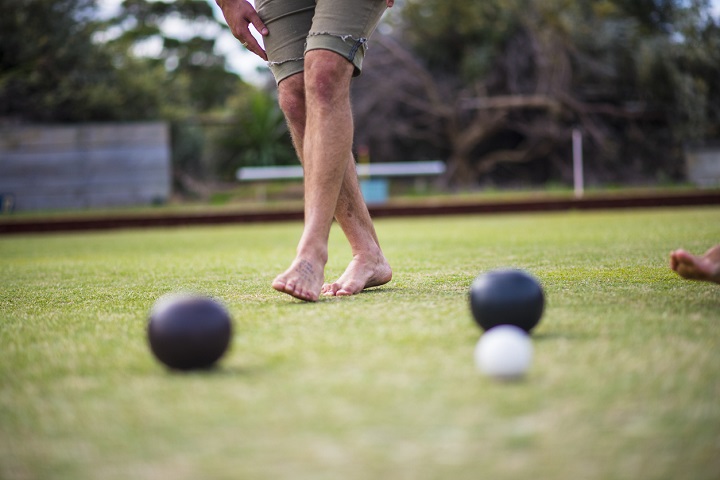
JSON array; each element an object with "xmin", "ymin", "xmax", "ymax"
[
  {"xmin": 469, "ymin": 269, "xmax": 544, "ymax": 333},
  {"xmin": 474, "ymin": 325, "xmax": 533, "ymax": 380},
  {"xmin": 147, "ymin": 294, "xmax": 232, "ymax": 370}
]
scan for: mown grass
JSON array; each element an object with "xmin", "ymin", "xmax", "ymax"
[{"xmin": 1, "ymin": 207, "xmax": 719, "ymax": 480}]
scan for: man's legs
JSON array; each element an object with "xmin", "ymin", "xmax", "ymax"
[
  {"xmin": 272, "ymin": 50, "xmax": 391, "ymax": 301},
  {"xmin": 323, "ymin": 161, "xmax": 392, "ymax": 297},
  {"xmin": 276, "ymin": 72, "xmax": 391, "ymax": 299},
  {"xmin": 670, "ymin": 245, "xmax": 720, "ymax": 284}
]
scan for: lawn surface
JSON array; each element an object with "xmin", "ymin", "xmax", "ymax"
[{"xmin": 1, "ymin": 206, "xmax": 719, "ymax": 480}]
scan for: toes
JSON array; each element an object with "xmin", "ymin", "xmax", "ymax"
[
  {"xmin": 296, "ymin": 287, "xmax": 318, "ymax": 302},
  {"xmin": 272, "ymin": 257, "xmax": 325, "ymax": 302},
  {"xmin": 335, "ymin": 282, "xmax": 362, "ymax": 296},
  {"xmin": 332, "ymin": 279, "xmax": 363, "ymax": 297},
  {"xmin": 274, "ymin": 276, "xmax": 320, "ymax": 301}
]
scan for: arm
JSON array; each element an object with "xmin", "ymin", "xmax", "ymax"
[{"xmin": 216, "ymin": 0, "xmax": 269, "ymax": 61}]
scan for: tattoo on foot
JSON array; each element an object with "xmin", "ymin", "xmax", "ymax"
[{"xmin": 295, "ymin": 259, "xmax": 314, "ymax": 277}]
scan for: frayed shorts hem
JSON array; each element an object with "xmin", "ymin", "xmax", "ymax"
[{"xmin": 268, "ymin": 33, "xmax": 369, "ymax": 84}]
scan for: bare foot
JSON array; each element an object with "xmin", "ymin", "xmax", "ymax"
[
  {"xmin": 272, "ymin": 257, "xmax": 325, "ymax": 301},
  {"xmin": 322, "ymin": 253, "xmax": 392, "ymax": 296},
  {"xmin": 669, "ymin": 245, "xmax": 720, "ymax": 284}
]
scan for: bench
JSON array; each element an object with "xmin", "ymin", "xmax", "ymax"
[{"xmin": 236, "ymin": 161, "xmax": 446, "ymax": 203}]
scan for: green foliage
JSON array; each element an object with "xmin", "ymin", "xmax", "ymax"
[
  {"xmin": 384, "ymin": 0, "xmax": 720, "ymax": 184},
  {"xmin": 0, "ymin": 0, "xmax": 166, "ymax": 121},
  {"xmin": 97, "ymin": 1, "xmax": 278, "ymax": 182},
  {"xmin": 399, "ymin": 0, "xmax": 519, "ymax": 80},
  {"xmin": 0, "ymin": 0, "xmax": 297, "ymax": 188},
  {"xmin": 103, "ymin": 0, "xmax": 240, "ymax": 114},
  {"xmin": 103, "ymin": 0, "xmax": 243, "ymax": 115},
  {"xmin": 0, "ymin": 0, "xmax": 247, "ymax": 122},
  {"xmin": 568, "ymin": 0, "xmax": 720, "ymax": 142},
  {"xmin": 210, "ymin": 89, "xmax": 296, "ymax": 179},
  {"xmin": 171, "ymin": 121, "xmax": 206, "ymax": 178}
]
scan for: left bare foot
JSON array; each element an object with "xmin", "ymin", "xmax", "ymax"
[
  {"xmin": 272, "ymin": 256, "xmax": 326, "ymax": 302},
  {"xmin": 322, "ymin": 253, "xmax": 392, "ymax": 297}
]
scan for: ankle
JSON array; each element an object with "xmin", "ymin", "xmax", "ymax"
[
  {"xmin": 351, "ymin": 246, "xmax": 385, "ymax": 262},
  {"xmin": 296, "ymin": 244, "xmax": 328, "ymax": 265}
]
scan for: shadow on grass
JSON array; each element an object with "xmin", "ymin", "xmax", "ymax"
[
  {"xmin": 532, "ymin": 330, "xmax": 595, "ymax": 341},
  {"xmin": 272, "ymin": 286, "xmax": 403, "ymax": 305},
  {"xmin": 157, "ymin": 363, "xmax": 268, "ymax": 378}
]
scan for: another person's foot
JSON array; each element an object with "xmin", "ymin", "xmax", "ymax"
[
  {"xmin": 322, "ymin": 253, "xmax": 392, "ymax": 296},
  {"xmin": 669, "ymin": 245, "xmax": 720, "ymax": 284},
  {"xmin": 272, "ymin": 256, "xmax": 326, "ymax": 301}
]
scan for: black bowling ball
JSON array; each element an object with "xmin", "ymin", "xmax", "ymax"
[
  {"xmin": 148, "ymin": 294, "xmax": 232, "ymax": 370},
  {"xmin": 470, "ymin": 269, "xmax": 544, "ymax": 333}
]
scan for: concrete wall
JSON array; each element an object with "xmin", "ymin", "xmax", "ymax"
[
  {"xmin": 686, "ymin": 145, "xmax": 720, "ymax": 188},
  {"xmin": 0, "ymin": 122, "xmax": 171, "ymax": 211}
]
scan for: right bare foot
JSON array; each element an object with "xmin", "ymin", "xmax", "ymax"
[
  {"xmin": 272, "ymin": 257, "xmax": 326, "ymax": 301},
  {"xmin": 321, "ymin": 253, "xmax": 392, "ymax": 297},
  {"xmin": 670, "ymin": 245, "xmax": 720, "ymax": 284}
]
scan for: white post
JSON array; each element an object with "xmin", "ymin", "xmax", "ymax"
[{"xmin": 572, "ymin": 128, "xmax": 584, "ymax": 199}]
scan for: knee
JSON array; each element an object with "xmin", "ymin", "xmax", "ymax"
[
  {"xmin": 304, "ymin": 51, "xmax": 353, "ymax": 106},
  {"xmin": 278, "ymin": 75, "xmax": 306, "ymax": 126}
]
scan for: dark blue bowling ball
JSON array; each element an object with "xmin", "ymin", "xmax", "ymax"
[
  {"xmin": 148, "ymin": 294, "xmax": 232, "ymax": 370},
  {"xmin": 470, "ymin": 269, "xmax": 544, "ymax": 333}
]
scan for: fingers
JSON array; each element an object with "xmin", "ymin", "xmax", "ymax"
[
  {"xmin": 247, "ymin": 8, "xmax": 269, "ymax": 37},
  {"xmin": 241, "ymin": 33, "xmax": 268, "ymax": 61},
  {"xmin": 236, "ymin": 3, "xmax": 268, "ymax": 60},
  {"xmin": 220, "ymin": 0, "xmax": 269, "ymax": 60}
]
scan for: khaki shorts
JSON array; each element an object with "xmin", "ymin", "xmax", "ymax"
[{"xmin": 255, "ymin": 0, "xmax": 387, "ymax": 84}]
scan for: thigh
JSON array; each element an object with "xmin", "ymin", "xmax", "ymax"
[
  {"xmin": 255, "ymin": 0, "xmax": 387, "ymax": 83},
  {"xmin": 255, "ymin": 0, "xmax": 315, "ymax": 83},
  {"xmin": 307, "ymin": 0, "xmax": 387, "ymax": 77},
  {"xmin": 310, "ymin": 0, "xmax": 387, "ymax": 39}
]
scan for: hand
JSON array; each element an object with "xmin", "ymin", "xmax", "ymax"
[
  {"xmin": 386, "ymin": 0, "xmax": 394, "ymax": 6},
  {"xmin": 216, "ymin": 0, "xmax": 269, "ymax": 61}
]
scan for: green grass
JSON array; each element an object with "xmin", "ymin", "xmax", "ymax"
[{"xmin": 1, "ymin": 207, "xmax": 719, "ymax": 480}]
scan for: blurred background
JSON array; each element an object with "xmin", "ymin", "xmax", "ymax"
[{"xmin": 1, "ymin": 0, "xmax": 719, "ymax": 212}]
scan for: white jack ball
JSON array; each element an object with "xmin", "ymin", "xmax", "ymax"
[{"xmin": 474, "ymin": 325, "xmax": 533, "ymax": 380}]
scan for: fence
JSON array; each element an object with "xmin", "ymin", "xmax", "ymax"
[
  {"xmin": 685, "ymin": 144, "xmax": 720, "ymax": 188},
  {"xmin": 0, "ymin": 122, "xmax": 171, "ymax": 212}
]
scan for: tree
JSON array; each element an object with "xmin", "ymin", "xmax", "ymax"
[
  {"xmin": 96, "ymin": 1, "xmax": 285, "ymax": 185},
  {"xmin": 0, "ymin": 0, "xmax": 165, "ymax": 121},
  {"xmin": 0, "ymin": 0, "xmax": 250, "ymax": 122},
  {"xmin": 351, "ymin": 0, "xmax": 720, "ymax": 187},
  {"xmin": 101, "ymin": 0, "xmax": 243, "ymax": 116},
  {"xmin": 353, "ymin": 5, "xmax": 580, "ymax": 187},
  {"xmin": 210, "ymin": 89, "xmax": 296, "ymax": 180}
]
